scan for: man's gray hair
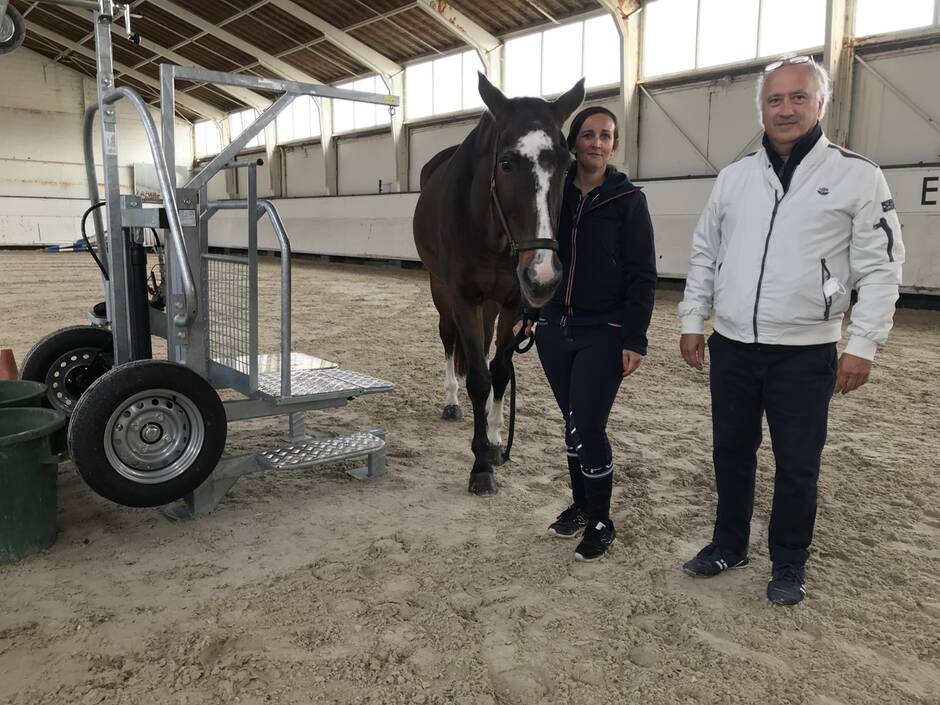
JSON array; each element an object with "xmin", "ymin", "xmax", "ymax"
[{"xmin": 755, "ymin": 57, "xmax": 832, "ymax": 127}]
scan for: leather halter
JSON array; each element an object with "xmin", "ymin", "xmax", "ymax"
[{"xmin": 489, "ymin": 133, "xmax": 560, "ymax": 255}]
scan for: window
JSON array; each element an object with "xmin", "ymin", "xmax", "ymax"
[
  {"xmin": 855, "ymin": 0, "xmax": 936, "ymax": 37},
  {"xmin": 194, "ymin": 120, "xmax": 222, "ymax": 158},
  {"xmin": 642, "ymin": 0, "xmax": 826, "ymax": 78},
  {"xmin": 276, "ymin": 94, "xmax": 321, "ymax": 144},
  {"xmin": 505, "ymin": 32, "xmax": 542, "ymax": 98},
  {"xmin": 333, "ymin": 75, "xmax": 392, "ymax": 133},
  {"xmin": 228, "ymin": 108, "xmax": 265, "ymax": 150},
  {"xmin": 504, "ymin": 15, "xmax": 621, "ymax": 99},
  {"xmin": 405, "ymin": 50, "xmax": 485, "ymax": 121}
]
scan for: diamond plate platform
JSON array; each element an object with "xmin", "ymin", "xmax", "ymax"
[
  {"xmin": 259, "ymin": 431, "xmax": 385, "ymax": 469},
  {"xmin": 258, "ymin": 368, "xmax": 395, "ymax": 401}
]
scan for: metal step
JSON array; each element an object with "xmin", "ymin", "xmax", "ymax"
[
  {"xmin": 258, "ymin": 430, "xmax": 385, "ymax": 470},
  {"xmin": 258, "ymin": 368, "xmax": 395, "ymax": 403}
]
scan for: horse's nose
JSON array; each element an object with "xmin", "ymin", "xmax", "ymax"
[
  {"xmin": 526, "ymin": 250, "xmax": 562, "ymax": 288},
  {"xmin": 520, "ymin": 251, "xmax": 562, "ymax": 305}
]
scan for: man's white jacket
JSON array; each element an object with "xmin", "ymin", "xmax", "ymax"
[{"xmin": 678, "ymin": 132, "xmax": 904, "ymax": 360}]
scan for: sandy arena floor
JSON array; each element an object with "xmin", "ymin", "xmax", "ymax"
[{"xmin": 0, "ymin": 249, "xmax": 938, "ymax": 705}]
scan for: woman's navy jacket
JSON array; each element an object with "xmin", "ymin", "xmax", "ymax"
[{"xmin": 535, "ymin": 165, "xmax": 657, "ymax": 355}]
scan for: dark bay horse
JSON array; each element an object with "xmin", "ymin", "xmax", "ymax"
[{"xmin": 413, "ymin": 73, "xmax": 585, "ymax": 495}]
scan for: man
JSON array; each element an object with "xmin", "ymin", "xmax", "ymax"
[{"xmin": 677, "ymin": 56, "xmax": 904, "ymax": 605}]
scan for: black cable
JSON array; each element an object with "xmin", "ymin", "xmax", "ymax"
[{"xmin": 81, "ymin": 201, "xmax": 108, "ymax": 280}]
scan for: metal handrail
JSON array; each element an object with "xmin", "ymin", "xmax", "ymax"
[
  {"xmin": 207, "ymin": 199, "xmax": 293, "ymax": 398},
  {"xmin": 82, "ymin": 88, "xmax": 198, "ymax": 326}
]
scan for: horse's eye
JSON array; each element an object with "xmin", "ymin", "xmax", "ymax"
[{"xmin": 499, "ymin": 159, "xmax": 513, "ymax": 173}]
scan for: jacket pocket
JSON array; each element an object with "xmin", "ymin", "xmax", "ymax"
[{"xmin": 820, "ymin": 258, "xmax": 832, "ymax": 321}]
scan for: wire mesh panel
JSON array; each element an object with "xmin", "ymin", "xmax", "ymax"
[{"xmin": 206, "ymin": 254, "xmax": 251, "ymax": 376}]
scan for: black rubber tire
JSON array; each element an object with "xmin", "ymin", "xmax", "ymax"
[
  {"xmin": 68, "ymin": 360, "xmax": 227, "ymax": 508},
  {"xmin": 20, "ymin": 326, "xmax": 114, "ymax": 418},
  {"xmin": 0, "ymin": 6, "xmax": 25, "ymax": 55}
]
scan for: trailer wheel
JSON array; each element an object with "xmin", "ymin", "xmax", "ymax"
[
  {"xmin": 68, "ymin": 360, "xmax": 227, "ymax": 508},
  {"xmin": 0, "ymin": 6, "xmax": 25, "ymax": 55},
  {"xmin": 20, "ymin": 326, "xmax": 114, "ymax": 417}
]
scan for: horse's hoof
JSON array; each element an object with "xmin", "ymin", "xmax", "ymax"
[
  {"xmin": 468, "ymin": 472, "xmax": 498, "ymax": 495},
  {"xmin": 441, "ymin": 404, "xmax": 463, "ymax": 421},
  {"xmin": 488, "ymin": 444, "xmax": 508, "ymax": 466}
]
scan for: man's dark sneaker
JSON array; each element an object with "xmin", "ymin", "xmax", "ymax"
[
  {"xmin": 548, "ymin": 504, "xmax": 588, "ymax": 538},
  {"xmin": 574, "ymin": 519, "xmax": 616, "ymax": 561},
  {"xmin": 767, "ymin": 564, "xmax": 806, "ymax": 606},
  {"xmin": 682, "ymin": 542, "xmax": 750, "ymax": 577}
]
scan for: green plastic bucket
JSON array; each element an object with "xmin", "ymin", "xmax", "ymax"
[
  {"xmin": 0, "ymin": 380, "xmax": 46, "ymax": 409},
  {"xmin": 0, "ymin": 408, "xmax": 65, "ymax": 565}
]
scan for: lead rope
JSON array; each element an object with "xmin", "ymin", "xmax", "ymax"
[{"xmin": 502, "ymin": 325, "xmax": 535, "ymax": 461}]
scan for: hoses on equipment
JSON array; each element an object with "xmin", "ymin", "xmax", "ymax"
[{"xmin": 81, "ymin": 201, "xmax": 108, "ymax": 280}]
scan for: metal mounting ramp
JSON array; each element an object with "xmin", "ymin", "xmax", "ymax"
[
  {"xmin": 259, "ymin": 367, "xmax": 395, "ymax": 402},
  {"xmin": 259, "ymin": 431, "xmax": 385, "ymax": 469},
  {"xmin": 160, "ymin": 429, "xmax": 387, "ymax": 520}
]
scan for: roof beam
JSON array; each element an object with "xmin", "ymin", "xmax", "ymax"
[
  {"xmin": 25, "ymin": 20, "xmax": 224, "ymax": 119},
  {"xmin": 145, "ymin": 0, "xmax": 323, "ymax": 84},
  {"xmin": 266, "ymin": 0, "xmax": 402, "ymax": 79},
  {"xmin": 43, "ymin": 2, "xmax": 271, "ymax": 112},
  {"xmin": 596, "ymin": 0, "xmax": 643, "ymax": 21},
  {"xmin": 414, "ymin": 0, "xmax": 502, "ymax": 84},
  {"xmin": 133, "ymin": 35, "xmax": 271, "ymax": 111}
]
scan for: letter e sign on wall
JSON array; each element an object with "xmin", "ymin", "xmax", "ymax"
[{"xmin": 922, "ymin": 176, "xmax": 939, "ymax": 206}]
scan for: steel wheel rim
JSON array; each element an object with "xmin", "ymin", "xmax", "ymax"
[
  {"xmin": 46, "ymin": 347, "xmax": 106, "ymax": 414},
  {"xmin": 104, "ymin": 389, "xmax": 206, "ymax": 484},
  {"xmin": 0, "ymin": 15, "xmax": 14, "ymax": 44}
]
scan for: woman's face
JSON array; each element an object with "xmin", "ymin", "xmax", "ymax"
[{"xmin": 574, "ymin": 113, "xmax": 618, "ymax": 172}]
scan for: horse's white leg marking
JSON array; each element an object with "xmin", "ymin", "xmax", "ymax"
[
  {"xmin": 514, "ymin": 129, "xmax": 556, "ymax": 286},
  {"xmin": 444, "ymin": 353, "xmax": 459, "ymax": 407},
  {"xmin": 485, "ymin": 388, "xmax": 503, "ymax": 447}
]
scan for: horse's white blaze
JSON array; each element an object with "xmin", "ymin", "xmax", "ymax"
[
  {"xmin": 514, "ymin": 129, "xmax": 556, "ymax": 286},
  {"xmin": 485, "ymin": 388, "xmax": 503, "ymax": 447},
  {"xmin": 443, "ymin": 353, "xmax": 459, "ymax": 407}
]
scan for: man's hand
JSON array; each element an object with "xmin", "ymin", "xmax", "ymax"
[
  {"xmin": 623, "ymin": 350, "xmax": 643, "ymax": 377},
  {"xmin": 835, "ymin": 352, "xmax": 871, "ymax": 395},
  {"xmin": 680, "ymin": 333, "xmax": 706, "ymax": 370}
]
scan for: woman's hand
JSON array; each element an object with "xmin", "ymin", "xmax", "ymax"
[
  {"xmin": 512, "ymin": 319, "xmax": 533, "ymax": 338},
  {"xmin": 622, "ymin": 349, "xmax": 643, "ymax": 376}
]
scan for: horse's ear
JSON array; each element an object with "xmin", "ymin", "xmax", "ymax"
[
  {"xmin": 478, "ymin": 71, "xmax": 509, "ymax": 121},
  {"xmin": 552, "ymin": 78, "xmax": 586, "ymax": 125}
]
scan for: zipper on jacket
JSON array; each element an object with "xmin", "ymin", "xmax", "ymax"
[
  {"xmin": 821, "ymin": 258, "xmax": 832, "ymax": 321},
  {"xmin": 561, "ymin": 194, "xmax": 589, "ymax": 326},
  {"xmin": 752, "ymin": 191, "xmax": 781, "ymax": 342}
]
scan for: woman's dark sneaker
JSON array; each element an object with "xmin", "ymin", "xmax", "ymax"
[
  {"xmin": 548, "ymin": 504, "xmax": 588, "ymax": 538},
  {"xmin": 574, "ymin": 519, "xmax": 616, "ymax": 560},
  {"xmin": 767, "ymin": 564, "xmax": 806, "ymax": 606},
  {"xmin": 682, "ymin": 542, "xmax": 749, "ymax": 577}
]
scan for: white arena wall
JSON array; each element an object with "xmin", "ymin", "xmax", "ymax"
[
  {"xmin": 206, "ymin": 165, "xmax": 939, "ymax": 295},
  {"xmin": 0, "ymin": 47, "xmax": 193, "ymax": 248}
]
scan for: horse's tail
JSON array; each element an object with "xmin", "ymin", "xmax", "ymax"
[{"xmin": 453, "ymin": 329, "xmax": 467, "ymax": 378}]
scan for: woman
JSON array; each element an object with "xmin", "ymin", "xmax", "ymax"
[{"xmin": 516, "ymin": 106, "xmax": 657, "ymax": 561}]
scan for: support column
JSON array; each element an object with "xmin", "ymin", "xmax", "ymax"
[
  {"xmin": 598, "ymin": 1, "xmax": 642, "ymax": 177},
  {"xmin": 388, "ymin": 73, "xmax": 408, "ymax": 192},
  {"xmin": 317, "ymin": 98, "xmax": 338, "ymax": 196},
  {"xmin": 824, "ymin": 0, "xmax": 857, "ymax": 147},
  {"xmin": 219, "ymin": 119, "xmax": 237, "ymax": 198},
  {"xmin": 265, "ymin": 126, "xmax": 284, "ymax": 197}
]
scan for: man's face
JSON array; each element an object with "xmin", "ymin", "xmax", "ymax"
[{"xmin": 761, "ymin": 64, "xmax": 822, "ymax": 153}]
